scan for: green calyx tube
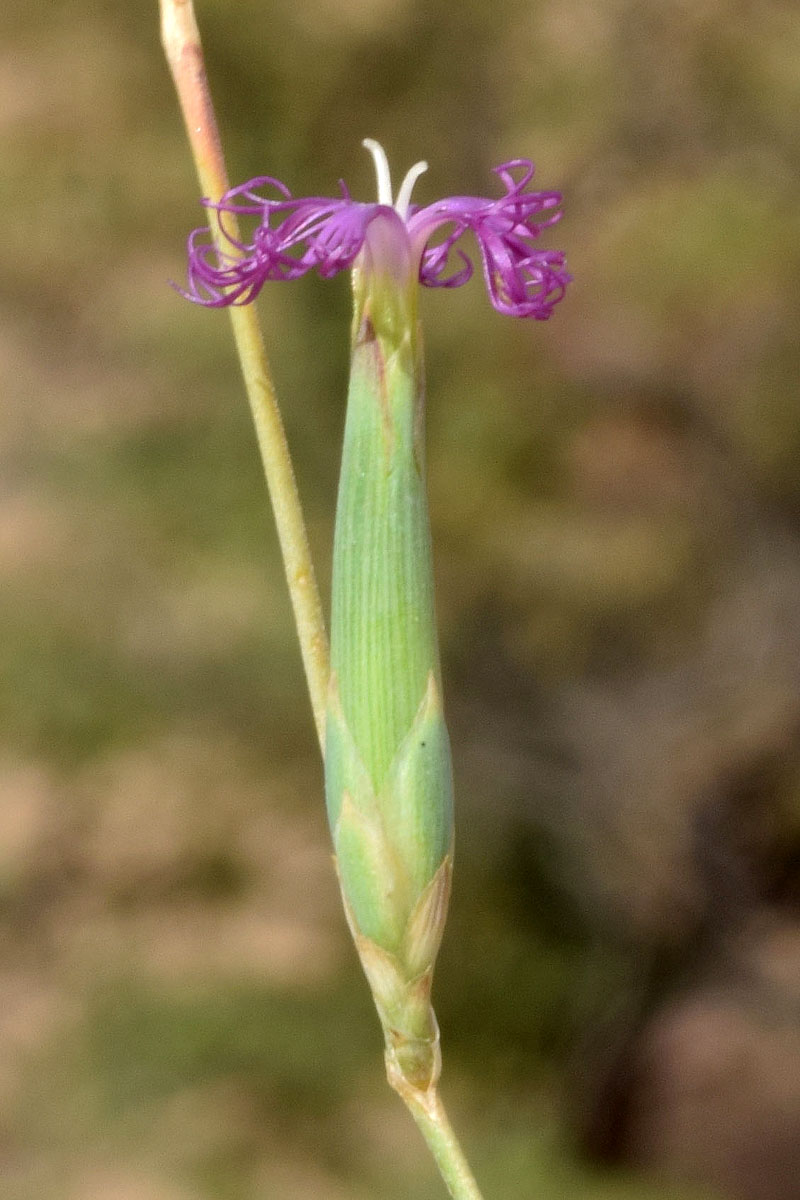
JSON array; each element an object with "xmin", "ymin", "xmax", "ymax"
[{"xmin": 325, "ymin": 221, "xmax": 454, "ymax": 1094}]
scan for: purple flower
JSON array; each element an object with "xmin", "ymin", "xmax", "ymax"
[{"xmin": 182, "ymin": 140, "xmax": 570, "ymax": 320}]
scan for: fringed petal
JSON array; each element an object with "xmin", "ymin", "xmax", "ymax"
[
  {"xmin": 180, "ymin": 178, "xmax": 387, "ymax": 306},
  {"xmin": 411, "ymin": 160, "xmax": 571, "ymax": 319}
]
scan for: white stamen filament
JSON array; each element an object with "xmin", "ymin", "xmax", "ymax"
[
  {"xmin": 395, "ymin": 159, "xmax": 428, "ymax": 219},
  {"xmin": 363, "ymin": 138, "xmax": 428, "ymax": 217},
  {"xmin": 362, "ymin": 138, "xmax": 393, "ymax": 207}
]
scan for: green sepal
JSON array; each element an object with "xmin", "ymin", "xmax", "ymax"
[
  {"xmin": 333, "ymin": 792, "xmax": 406, "ymax": 950},
  {"xmin": 327, "ymin": 671, "xmax": 410, "ymax": 948},
  {"xmin": 379, "ymin": 672, "xmax": 454, "ymax": 898},
  {"xmin": 324, "ymin": 671, "xmax": 377, "ymax": 830}
]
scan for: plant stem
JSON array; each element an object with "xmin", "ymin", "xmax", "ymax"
[
  {"xmin": 159, "ymin": 0, "xmax": 329, "ymax": 749},
  {"xmin": 388, "ymin": 1071, "xmax": 485, "ymax": 1200}
]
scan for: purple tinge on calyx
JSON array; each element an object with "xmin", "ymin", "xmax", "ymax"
[{"xmin": 182, "ymin": 153, "xmax": 571, "ymax": 320}]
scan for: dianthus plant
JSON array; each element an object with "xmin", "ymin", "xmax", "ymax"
[{"xmin": 161, "ymin": 3, "xmax": 569, "ymax": 1197}]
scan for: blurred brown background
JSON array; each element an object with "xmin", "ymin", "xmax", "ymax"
[{"xmin": 2, "ymin": 1, "xmax": 800, "ymax": 1197}]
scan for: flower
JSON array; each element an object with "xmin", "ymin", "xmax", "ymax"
[{"xmin": 182, "ymin": 140, "xmax": 570, "ymax": 319}]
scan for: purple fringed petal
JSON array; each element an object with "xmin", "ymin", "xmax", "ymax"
[
  {"xmin": 181, "ymin": 176, "xmax": 387, "ymax": 307},
  {"xmin": 410, "ymin": 160, "xmax": 571, "ymax": 319},
  {"xmin": 179, "ymin": 157, "xmax": 570, "ymax": 318}
]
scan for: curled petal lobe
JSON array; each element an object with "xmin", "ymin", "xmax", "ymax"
[{"xmin": 410, "ymin": 161, "xmax": 570, "ymax": 319}]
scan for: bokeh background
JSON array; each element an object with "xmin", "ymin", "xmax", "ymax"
[{"xmin": 3, "ymin": 0, "xmax": 800, "ymax": 1197}]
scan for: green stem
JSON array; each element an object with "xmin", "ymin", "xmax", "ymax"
[
  {"xmin": 159, "ymin": 0, "xmax": 329, "ymax": 749},
  {"xmin": 390, "ymin": 1075, "xmax": 485, "ymax": 1200}
]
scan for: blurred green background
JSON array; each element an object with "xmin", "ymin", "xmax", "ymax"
[{"xmin": 2, "ymin": 1, "xmax": 800, "ymax": 1197}]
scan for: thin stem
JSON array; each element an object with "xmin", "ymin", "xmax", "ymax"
[
  {"xmin": 388, "ymin": 1071, "xmax": 485, "ymax": 1200},
  {"xmin": 160, "ymin": 0, "xmax": 329, "ymax": 749}
]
